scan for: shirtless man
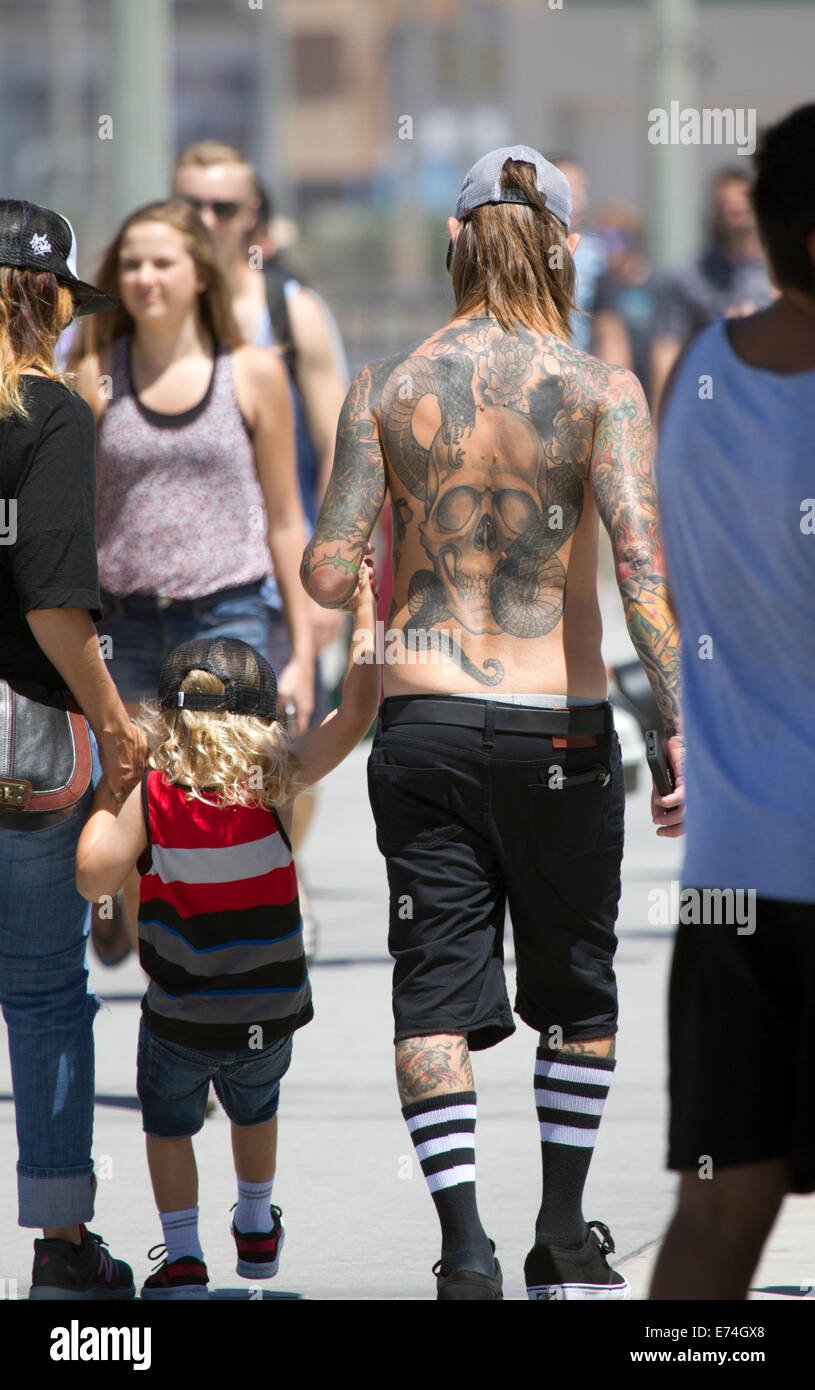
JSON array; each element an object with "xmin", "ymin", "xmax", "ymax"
[{"xmin": 301, "ymin": 146, "xmax": 684, "ymax": 1300}]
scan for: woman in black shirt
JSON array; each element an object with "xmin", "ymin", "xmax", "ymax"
[{"xmin": 0, "ymin": 201, "xmax": 143, "ymax": 1299}]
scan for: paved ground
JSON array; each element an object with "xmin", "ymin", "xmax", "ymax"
[{"xmin": 2, "ymin": 577, "xmax": 813, "ymax": 1301}]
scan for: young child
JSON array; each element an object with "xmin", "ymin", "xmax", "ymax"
[{"xmin": 76, "ymin": 557, "xmax": 379, "ymax": 1298}]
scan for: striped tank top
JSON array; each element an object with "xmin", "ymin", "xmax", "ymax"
[
  {"xmin": 95, "ymin": 334, "xmax": 270, "ymax": 599},
  {"xmin": 137, "ymin": 769, "xmax": 312, "ymax": 1050}
]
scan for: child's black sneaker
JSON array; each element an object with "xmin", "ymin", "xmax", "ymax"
[
  {"xmin": 525, "ymin": 1220, "xmax": 629, "ymax": 1300},
  {"xmin": 433, "ymin": 1240, "xmax": 503, "ymax": 1301},
  {"xmin": 230, "ymin": 1203, "xmax": 285, "ymax": 1279},
  {"xmin": 141, "ymin": 1244, "xmax": 209, "ymax": 1300},
  {"xmin": 30, "ymin": 1225, "xmax": 135, "ymax": 1300}
]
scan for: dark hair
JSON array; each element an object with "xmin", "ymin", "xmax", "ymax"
[
  {"xmin": 712, "ymin": 166, "xmax": 751, "ymax": 190},
  {"xmin": 448, "ymin": 158, "xmax": 578, "ymax": 339},
  {"xmin": 752, "ymin": 104, "xmax": 815, "ymax": 294}
]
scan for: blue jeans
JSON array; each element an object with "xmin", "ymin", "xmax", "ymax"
[
  {"xmin": 99, "ymin": 592, "xmax": 271, "ymax": 705},
  {"xmin": 0, "ymin": 732, "xmax": 102, "ymax": 1227},
  {"xmin": 137, "ymin": 1020, "xmax": 294, "ymax": 1138}
]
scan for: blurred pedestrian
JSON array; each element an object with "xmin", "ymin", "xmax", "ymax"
[
  {"xmin": 650, "ymin": 104, "xmax": 815, "ymax": 1300},
  {"xmin": 551, "ymin": 156, "xmax": 607, "ymax": 353},
  {"xmin": 76, "ymin": 565, "xmax": 379, "ymax": 1298},
  {"xmin": 304, "ymin": 146, "xmax": 683, "ymax": 1299},
  {"xmin": 650, "ymin": 166, "xmax": 775, "ymax": 415},
  {"xmin": 0, "ymin": 199, "xmax": 144, "ymax": 1298},
  {"xmin": 69, "ymin": 198, "xmax": 313, "ymax": 958},
  {"xmin": 591, "ymin": 202, "xmax": 657, "ymax": 402},
  {"xmin": 173, "ymin": 141, "xmax": 351, "ymax": 961}
]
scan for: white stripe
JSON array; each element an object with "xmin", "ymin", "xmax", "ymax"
[
  {"xmin": 534, "ymin": 1061, "xmax": 612, "ymax": 1089},
  {"xmin": 426, "ymin": 1164, "xmax": 476, "ymax": 1192},
  {"xmin": 534, "ymin": 1087, "xmax": 607, "ymax": 1116},
  {"xmin": 151, "ymin": 833, "xmax": 291, "ymax": 885},
  {"xmin": 415, "ymin": 1132, "xmax": 474, "ymax": 1162},
  {"xmin": 539, "ymin": 1123, "xmax": 599, "ymax": 1148},
  {"xmin": 405, "ymin": 1104, "xmax": 477, "ymax": 1134}
]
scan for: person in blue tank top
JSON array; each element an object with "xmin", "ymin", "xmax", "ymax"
[{"xmin": 651, "ymin": 103, "xmax": 815, "ymax": 1301}]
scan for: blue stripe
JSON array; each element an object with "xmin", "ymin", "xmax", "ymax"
[
  {"xmin": 138, "ymin": 918, "xmax": 302, "ymax": 951},
  {"xmin": 159, "ymin": 985, "xmax": 306, "ymax": 998}
]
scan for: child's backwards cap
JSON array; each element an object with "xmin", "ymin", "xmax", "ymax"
[{"xmin": 158, "ymin": 636, "xmax": 277, "ymax": 722}]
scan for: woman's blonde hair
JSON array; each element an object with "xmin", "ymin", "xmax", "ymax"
[
  {"xmin": 0, "ymin": 267, "xmax": 75, "ymax": 419},
  {"xmin": 449, "ymin": 158, "xmax": 579, "ymax": 340},
  {"xmin": 69, "ymin": 199, "xmax": 242, "ymax": 362},
  {"xmin": 139, "ymin": 669, "xmax": 307, "ymax": 809}
]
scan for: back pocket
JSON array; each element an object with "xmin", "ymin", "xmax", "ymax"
[
  {"xmin": 525, "ymin": 762, "xmax": 613, "ymax": 862},
  {"xmin": 367, "ymin": 762, "xmax": 460, "ymax": 856}
]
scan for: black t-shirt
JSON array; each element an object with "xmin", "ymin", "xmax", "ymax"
[{"xmin": 0, "ymin": 376, "xmax": 101, "ymax": 693}]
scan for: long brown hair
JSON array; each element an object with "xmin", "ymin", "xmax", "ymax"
[
  {"xmin": 0, "ymin": 268, "xmax": 75, "ymax": 420},
  {"xmin": 449, "ymin": 158, "xmax": 579, "ymax": 340},
  {"xmin": 70, "ymin": 199, "xmax": 242, "ymax": 362}
]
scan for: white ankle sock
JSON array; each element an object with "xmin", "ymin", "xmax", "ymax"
[
  {"xmin": 235, "ymin": 1179, "xmax": 274, "ymax": 1233},
  {"xmin": 159, "ymin": 1206, "xmax": 204, "ymax": 1263}
]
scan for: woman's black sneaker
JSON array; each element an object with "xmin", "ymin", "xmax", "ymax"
[
  {"xmin": 30, "ymin": 1225, "xmax": 135, "ymax": 1300},
  {"xmin": 433, "ymin": 1241, "xmax": 503, "ymax": 1300},
  {"xmin": 525, "ymin": 1220, "xmax": 629, "ymax": 1300}
]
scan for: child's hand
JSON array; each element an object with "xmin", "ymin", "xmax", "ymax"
[{"xmin": 344, "ymin": 553, "xmax": 378, "ymax": 615}]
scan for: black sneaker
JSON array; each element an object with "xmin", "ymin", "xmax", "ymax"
[
  {"xmin": 30, "ymin": 1225, "xmax": 135, "ymax": 1300},
  {"xmin": 230, "ymin": 1203, "xmax": 285, "ymax": 1279},
  {"xmin": 525, "ymin": 1220, "xmax": 629, "ymax": 1300},
  {"xmin": 141, "ymin": 1245, "xmax": 209, "ymax": 1300},
  {"xmin": 433, "ymin": 1241, "xmax": 503, "ymax": 1301}
]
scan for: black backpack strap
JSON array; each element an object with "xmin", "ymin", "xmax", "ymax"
[{"xmin": 262, "ymin": 264, "xmax": 299, "ymax": 388}]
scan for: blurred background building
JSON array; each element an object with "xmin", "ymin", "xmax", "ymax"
[{"xmin": 1, "ymin": 0, "xmax": 812, "ymax": 368}]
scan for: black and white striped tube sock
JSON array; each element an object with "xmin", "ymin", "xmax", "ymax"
[
  {"xmin": 402, "ymin": 1090, "xmax": 493, "ymax": 1274},
  {"xmin": 533, "ymin": 1047, "xmax": 615, "ymax": 1249}
]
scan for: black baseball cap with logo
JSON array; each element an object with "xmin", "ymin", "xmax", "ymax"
[
  {"xmin": 0, "ymin": 199, "xmax": 119, "ymax": 315},
  {"xmin": 158, "ymin": 637, "xmax": 278, "ymax": 723}
]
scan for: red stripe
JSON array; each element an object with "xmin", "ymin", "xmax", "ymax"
[
  {"xmin": 141, "ymin": 862, "xmax": 298, "ymax": 917},
  {"xmin": 148, "ymin": 770, "xmax": 281, "ymax": 849}
]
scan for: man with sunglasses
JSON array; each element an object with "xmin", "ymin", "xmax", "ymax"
[{"xmin": 172, "ymin": 141, "xmax": 349, "ymax": 963}]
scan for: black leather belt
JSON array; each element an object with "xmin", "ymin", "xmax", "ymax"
[
  {"xmin": 100, "ymin": 580, "xmax": 264, "ymax": 621},
  {"xmin": 0, "ymin": 804, "xmax": 77, "ymax": 831},
  {"xmin": 380, "ymin": 696, "xmax": 613, "ymax": 737}
]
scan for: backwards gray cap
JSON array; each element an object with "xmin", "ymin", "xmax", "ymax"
[{"xmin": 455, "ymin": 144, "xmax": 572, "ymax": 229}]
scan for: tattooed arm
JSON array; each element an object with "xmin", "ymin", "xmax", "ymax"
[
  {"xmin": 300, "ymin": 365, "xmax": 387, "ymax": 608},
  {"xmin": 589, "ymin": 368, "xmax": 681, "ymax": 739}
]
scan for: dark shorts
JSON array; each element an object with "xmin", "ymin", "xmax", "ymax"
[
  {"xmin": 99, "ymin": 585, "xmax": 271, "ymax": 706},
  {"xmin": 667, "ymin": 894, "xmax": 815, "ymax": 1193},
  {"xmin": 366, "ymin": 695, "xmax": 625, "ymax": 1051},
  {"xmin": 137, "ymin": 1019, "xmax": 294, "ymax": 1139}
]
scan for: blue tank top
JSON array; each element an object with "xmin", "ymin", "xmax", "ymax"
[{"xmin": 656, "ymin": 319, "xmax": 815, "ymax": 901}]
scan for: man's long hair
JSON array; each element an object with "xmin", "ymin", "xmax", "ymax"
[
  {"xmin": 448, "ymin": 158, "xmax": 579, "ymax": 339},
  {"xmin": 0, "ymin": 269, "xmax": 74, "ymax": 419}
]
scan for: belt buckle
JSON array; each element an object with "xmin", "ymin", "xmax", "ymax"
[
  {"xmin": 0, "ymin": 779, "xmax": 31, "ymax": 809},
  {"xmin": 156, "ymin": 595, "xmax": 173, "ymax": 611}
]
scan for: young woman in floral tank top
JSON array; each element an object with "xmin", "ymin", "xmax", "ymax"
[{"xmin": 70, "ymin": 199, "xmax": 314, "ymax": 963}]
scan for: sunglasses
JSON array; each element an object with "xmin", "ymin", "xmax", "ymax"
[{"xmin": 182, "ymin": 197, "xmax": 243, "ymax": 222}]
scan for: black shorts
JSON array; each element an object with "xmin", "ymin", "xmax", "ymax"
[
  {"xmin": 366, "ymin": 695, "xmax": 625, "ymax": 1051},
  {"xmin": 667, "ymin": 894, "xmax": 815, "ymax": 1193}
]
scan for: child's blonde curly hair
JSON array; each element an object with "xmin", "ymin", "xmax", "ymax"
[{"xmin": 138, "ymin": 668, "xmax": 308, "ymax": 809}]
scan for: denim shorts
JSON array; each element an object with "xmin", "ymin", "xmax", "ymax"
[
  {"xmin": 366, "ymin": 696, "xmax": 625, "ymax": 1052},
  {"xmin": 137, "ymin": 1019, "xmax": 294, "ymax": 1138},
  {"xmin": 99, "ymin": 589, "xmax": 271, "ymax": 706}
]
